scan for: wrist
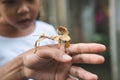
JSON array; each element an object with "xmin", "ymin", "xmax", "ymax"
[{"xmin": 0, "ymin": 54, "xmax": 27, "ymax": 80}]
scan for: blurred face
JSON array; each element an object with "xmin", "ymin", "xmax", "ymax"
[{"xmin": 0, "ymin": 0, "xmax": 40, "ymax": 29}]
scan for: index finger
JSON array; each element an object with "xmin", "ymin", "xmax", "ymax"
[{"xmin": 66, "ymin": 43, "xmax": 106, "ymax": 54}]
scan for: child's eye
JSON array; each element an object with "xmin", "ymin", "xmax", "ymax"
[
  {"xmin": 27, "ymin": 0, "xmax": 34, "ymax": 3},
  {"xmin": 2, "ymin": 0, "xmax": 15, "ymax": 4}
]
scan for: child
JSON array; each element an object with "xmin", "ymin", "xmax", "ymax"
[{"xmin": 0, "ymin": 0, "xmax": 106, "ymax": 80}]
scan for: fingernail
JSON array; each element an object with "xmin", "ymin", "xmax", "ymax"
[{"xmin": 62, "ymin": 54, "xmax": 72, "ymax": 60}]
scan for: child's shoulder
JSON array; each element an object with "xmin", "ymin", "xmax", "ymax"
[
  {"xmin": 34, "ymin": 20, "xmax": 57, "ymax": 35},
  {"xmin": 36, "ymin": 20, "xmax": 54, "ymax": 28}
]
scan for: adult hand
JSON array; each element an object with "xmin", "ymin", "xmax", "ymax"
[
  {"xmin": 67, "ymin": 43, "xmax": 105, "ymax": 80},
  {"xmin": 23, "ymin": 43, "xmax": 105, "ymax": 80}
]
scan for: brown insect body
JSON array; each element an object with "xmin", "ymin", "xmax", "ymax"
[{"xmin": 34, "ymin": 26, "xmax": 71, "ymax": 53}]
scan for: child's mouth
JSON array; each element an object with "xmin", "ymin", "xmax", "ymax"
[{"xmin": 17, "ymin": 19, "xmax": 32, "ymax": 26}]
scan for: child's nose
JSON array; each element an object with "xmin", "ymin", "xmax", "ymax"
[{"xmin": 17, "ymin": 4, "xmax": 30, "ymax": 14}]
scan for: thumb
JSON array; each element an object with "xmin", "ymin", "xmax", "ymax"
[
  {"xmin": 35, "ymin": 47, "xmax": 72, "ymax": 62},
  {"xmin": 23, "ymin": 48, "xmax": 72, "ymax": 67}
]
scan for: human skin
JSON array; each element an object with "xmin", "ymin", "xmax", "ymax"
[
  {"xmin": 0, "ymin": 0, "xmax": 40, "ymax": 37},
  {"xmin": 0, "ymin": 0, "xmax": 106, "ymax": 80},
  {"xmin": 0, "ymin": 43, "xmax": 105, "ymax": 80}
]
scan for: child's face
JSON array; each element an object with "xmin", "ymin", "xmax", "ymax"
[{"xmin": 0, "ymin": 0, "xmax": 40, "ymax": 29}]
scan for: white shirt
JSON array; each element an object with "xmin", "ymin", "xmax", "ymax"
[{"xmin": 0, "ymin": 21, "xmax": 57, "ymax": 66}]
